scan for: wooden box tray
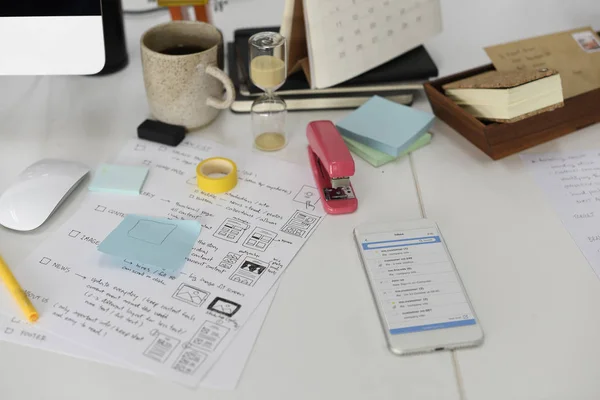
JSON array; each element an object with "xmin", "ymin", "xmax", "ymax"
[{"xmin": 423, "ymin": 64, "xmax": 600, "ymax": 160}]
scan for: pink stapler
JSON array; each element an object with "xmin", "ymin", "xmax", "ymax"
[{"xmin": 307, "ymin": 120, "xmax": 358, "ymax": 215}]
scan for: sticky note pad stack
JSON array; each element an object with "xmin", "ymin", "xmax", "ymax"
[
  {"xmin": 98, "ymin": 215, "xmax": 201, "ymax": 272},
  {"xmin": 336, "ymin": 95, "xmax": 435, "ymax": 158},
  {"xmin": 88, "ymin": 164, "xmax": 149, "ymax": 195},
  {"xmin": 343, "ymin": 133, "xmax": 432, "ymax": 167}
]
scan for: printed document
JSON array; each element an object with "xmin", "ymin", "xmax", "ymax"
[{"xmin": 0, "ymin": 137, "xmax": 325, "ymax": 387}]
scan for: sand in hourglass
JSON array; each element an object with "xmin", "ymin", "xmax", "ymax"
[
  {"xmin": 250, "ymin": 54, "xmax": 286, "ymax": 151},
  {"xmin": 254, "ymin": 132, "xmax": 286, "ymax": 151},
  {"xmin": 250, "ymin": 55, "xmax": 286, "ymax": 90}
]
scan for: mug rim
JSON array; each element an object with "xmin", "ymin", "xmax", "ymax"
[{"xmin": 140, "ymin": 20, "xmax": 222, "ymax": 59}]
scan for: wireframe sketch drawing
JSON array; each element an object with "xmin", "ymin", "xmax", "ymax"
[
  {"xmin": 207, "ymin": 297, "xmax": 241, "ymax": 317},
  {"xmin": 293, "ymin": 185, "xmax": 320, "ymax": 211},
  {"xmin": 213, "ymin": 218, "xmax": 250, "ymax": 243},
  {"xmin": 172, "ymin": 347, "xmax": 207, "ymax": 375},
  {"xmin": 187, "ymin": 321, "xmax": 230, "ymax": 352},
  {"xmin": 172, "ymin": 283, "xmax": 211, "ymax": 307},
  {"xmin": 144, "ymin": 331, "xmax": 181, "ymax": 363},
  {"xmin": 281, "ymin": 210, "xmax": 321, "ymax": 238},
  {"xmin": 229, "ymin": 259, "xmax": 268, "ymax": 287},
  {"xmin": 242, "ymin": 227, "xmax": 277, "ymax": 251},
  {"xmin": 218, "ymin": 252, "xmax": 242, "ymax": 270}
]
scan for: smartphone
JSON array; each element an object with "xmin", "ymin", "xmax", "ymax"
[{"xmin": 353, "ymin": 219, "xmax": 483, "ymax": 355}]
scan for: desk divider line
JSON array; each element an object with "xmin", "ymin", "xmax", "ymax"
[
  {"xmin": 408, "ymin": 152, "xmax": 427, "ymax": 220},
  {"xmin": 408, "ymin": 152, "xmax": 467, "ymax": 400},
  {"xmin": 451, "ymin": 350, "xmax": 467, "ymax": 400}
]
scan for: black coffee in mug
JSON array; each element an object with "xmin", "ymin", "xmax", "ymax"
[{"xmin": 160, "ymin": 45, "xmax": 207, "ymax": 55}]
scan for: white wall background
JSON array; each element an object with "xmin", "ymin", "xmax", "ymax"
[
  {"xmin": 122, "ymin": 0, "xmax": 600, "ymax": 77},
  {"xmin": 428, "ymin": 0, "xmax": 600, "ymax": 76},
  {"xmin": 122, "ymin": 0, "xmax": 286, "ymax": 44}
]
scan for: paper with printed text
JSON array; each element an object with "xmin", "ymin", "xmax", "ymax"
[{"xmin": 0, "ymin": 137, "xmax": 325, "ymax": 387}]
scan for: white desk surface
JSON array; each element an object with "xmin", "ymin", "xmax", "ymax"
[
  {"xmin": 1, "ymin": 3, "xmax": 600, "ymax": 399},
  {"xmin": 0, "ymin": 12, "xmax": 459, "ymax": 400},
  {"xmin": 419, "ymin": 3, "xmax": 600, "ymax": 399}
]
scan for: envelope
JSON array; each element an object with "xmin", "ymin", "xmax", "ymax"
[{"xmin": 485, "ymin": 26, "xmax": 600, "ymax": 99}]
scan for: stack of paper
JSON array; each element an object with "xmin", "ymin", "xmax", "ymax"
[
  {"xmin": 336, "ymin": 96, "xmax": 435, "ymax": 167},
  {"xmin": 442, "ymin": 69, "xmax": 564, "ymax": 123},
  {"xmin": 0, "ymin": 136, "xmax": 327, "ymax": 390}
]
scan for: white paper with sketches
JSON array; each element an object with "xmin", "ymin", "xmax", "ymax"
[
  {"xmin": 0, "ymin": 137, "xmax": 325, "ymax": 387},
  {"xmin": 0, "ymin": 284, "xmax": 278, "ymax": 390},
  {"xmin": 522, "ymin": 150, "xmax": 600, "ymax": 279}
]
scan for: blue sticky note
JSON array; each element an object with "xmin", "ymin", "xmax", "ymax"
[
  {"xmin": 89, "ymin": 164, "xmax": 149, "ymax": 195},
  {"xmin": 336, "ymin": 96, "xmax": 436, "ymax": 157},
  {"xmin": 98, "ymin": 215, "xmax": 201, "ymax": 271}
]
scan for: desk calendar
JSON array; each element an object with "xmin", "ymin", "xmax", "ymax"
[{"xmin": 302, "ymin": 0, "xmax": 442, "ymax": 88}]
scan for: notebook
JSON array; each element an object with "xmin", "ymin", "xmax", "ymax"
[
  {"xmin": 443, "ymin": 68, "xmax": 564, "ymax": 123},
  {"xmin": 336, "ymin": 96, "xmax": 435, "ymax": 157},
  {"xmin": 234, "ymin": 27, "xmax": 439, "ymax": 96},
  {"xmin": 281, "ymin": 0, "xmax": 443, "ymax": 89},
  {"xmin": 228, "ymin": 42, "xmax": 415, "ymax": 113}
]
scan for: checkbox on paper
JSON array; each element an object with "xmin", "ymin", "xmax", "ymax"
[
  {"xmin": 39, "ymin": 257, "xmax": 51, "ymax": 265},
  {"xmin": 69, "ymin": 230, "xmax": 81, "ymax": 238},
  {"xmin": 95, "ymin": 205, "xmax": 107, "ymax": 212}
]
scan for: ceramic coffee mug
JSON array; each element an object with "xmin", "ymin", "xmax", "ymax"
[{"xmin": 141, "ymin": 21, "xmax": 235, "ymax": 129}]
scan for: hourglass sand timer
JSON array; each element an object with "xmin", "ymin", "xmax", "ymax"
[{"xmin": 249, "ymin": 32, "xmax": 288, "ymax": 151}]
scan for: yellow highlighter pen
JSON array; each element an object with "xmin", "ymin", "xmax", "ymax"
[{"xmin": 0, "ymin": 255, "xmax": 38, "ymax": 323}]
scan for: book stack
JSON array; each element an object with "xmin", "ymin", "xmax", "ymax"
[
  {"xmin": 228, "ymin": 28, "xmax": 438, "ymax": 112},
  {"xmin": 335, "ymin": 96, "xmax": 435, "ymax": 167},
  {"xmin": 229, "ymin": 0, "xmax": 443, "ymax": 112}
]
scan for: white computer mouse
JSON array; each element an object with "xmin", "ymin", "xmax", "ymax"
[{"xmin": 0, "ymin": 159, "xmax": 90, "ymax": 231}]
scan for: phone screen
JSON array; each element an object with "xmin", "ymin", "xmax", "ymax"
[{"xmin": 357, "ymin": 226, "xmax": 476, "ymax": 335}]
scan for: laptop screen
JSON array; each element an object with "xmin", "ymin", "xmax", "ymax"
[{"xmin": 0, "ymin": 1, "xmax": 101, "ymax": 17}]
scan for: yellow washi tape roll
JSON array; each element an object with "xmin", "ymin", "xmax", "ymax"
[{"xmin": 196, "ymin": 157, "xmax": 238, "ymax": 194}]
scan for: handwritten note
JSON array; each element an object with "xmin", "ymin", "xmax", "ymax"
[
  {"xmin": 485, "ymin": 27, "xmax": 600, "ymax": 99},
  {"xmin": 521, "ymin": 150, "xmax": 600, "ymax": 279},
  {"xmin": 0, "ymin": 137, "xmax": 326, "ymax": 387},
  {"xmin": 0, "ymin": 285, "xmax": 278, "ymax": 390}
]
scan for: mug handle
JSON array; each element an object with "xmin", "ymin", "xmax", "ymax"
[{"xmin": 197, "ymin": 64, "xmax": 235, "ymax": 110}]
